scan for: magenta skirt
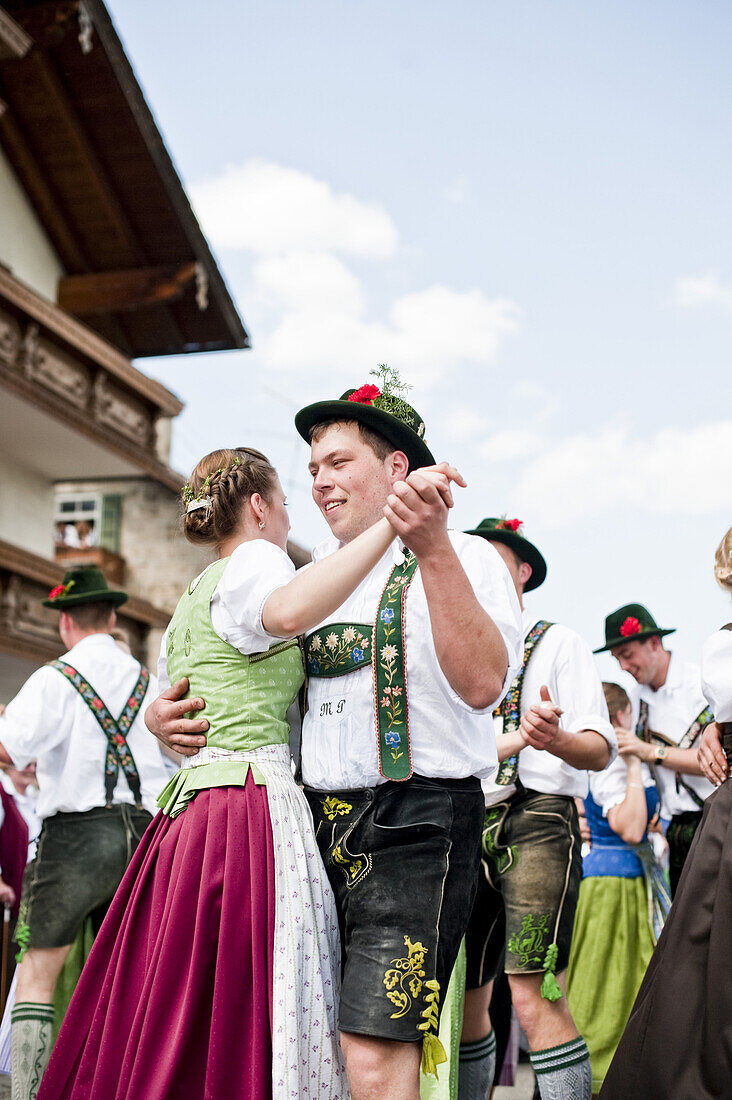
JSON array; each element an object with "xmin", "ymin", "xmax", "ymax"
[{"xmin": 38, "ymin": 776, "xmax": 275, "ymax": 1100}]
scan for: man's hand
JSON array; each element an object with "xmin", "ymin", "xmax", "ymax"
[
  {"xmin": 383, "ymin": 463, "xmax": 466, "ymax": 559},
  {"xmin": 144, "ymin": 678, "xmax": 209, "ymax": 758},
  {"xmin": 699, "ymin": 722, "xmax": 727, "ymax": 786},
  {"xmin": 519, "ymin": 686, "xmax": 564, "ymax": 751},
  {"xmin": 0, "ymin": 878, "xmax": 15, "ymax": 908}
]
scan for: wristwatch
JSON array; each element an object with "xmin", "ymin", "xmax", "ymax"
[{"xmin": 653, "ymin": 744, "xmax": 668, "ymax": 765}]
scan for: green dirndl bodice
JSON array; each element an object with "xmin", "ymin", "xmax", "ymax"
[{"xmin": 157, "ymin": 557, "xmax": 304, "ymax": 817}]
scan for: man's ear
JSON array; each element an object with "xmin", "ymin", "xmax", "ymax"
[
  {"xmin": 387, "ymin": 450, "xmax": 410, "ymax": 482},
  {"xmin": 519, "ymin": 561, "xmax": 533, "ymax": 587}
]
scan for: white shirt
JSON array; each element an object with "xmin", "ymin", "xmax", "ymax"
[
  {"xmin": 157, "ymin": 541, "xmax": 297, "ymax": 691},
  {"xmin": 302, "ymin": 531, "xmax": 523, "ymax": 791},
  {"xmin": 632, "ymin": 652, "xmax": 714, "ymax": 816},
  {"xmin": 0, "ymin": 634, "xmax": 171, "ymax": 819},
  {"xmin": 701, "ymin": 628, "xmax": 732, "ymax": 723},
  {"xmin": 590, "ymin": 752, "xmax": 655, "ymax": 816},
  {"xmin": 483, "ymin": 610, "xmax": 616, "ymax": 806}
]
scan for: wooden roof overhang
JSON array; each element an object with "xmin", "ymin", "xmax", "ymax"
[{"xmin": 0, "ymin": 0, "xmax": 248, "ymax": 359}]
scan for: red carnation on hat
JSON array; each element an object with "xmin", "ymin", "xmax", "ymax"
[
  {"xmin": 348, "ymin": 383, "xmax": 381, "ymax": 405},
  {"xmin": 48, "ymin": 584, "xmax": 66, "ymax": 600},
  {"xmin": 620, "ymin": 616, "xmax": 641, "ymax": 637},
  {"xmin": 505, "ymin": 518, "xmax": 522, "ymax": 532}
]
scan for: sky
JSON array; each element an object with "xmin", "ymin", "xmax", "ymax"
[{"xmin": 110, "ymin": 0, "xmax": 732, "ymax": 687}]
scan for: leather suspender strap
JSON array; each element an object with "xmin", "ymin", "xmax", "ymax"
[{"xmin": 50, "ymin": 660, "xmax": 148, "ymax": 808}]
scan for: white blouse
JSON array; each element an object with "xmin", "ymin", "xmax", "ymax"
[{"xmin": 701, "ymin": 627, "xmax": 732, "ymax": 723}]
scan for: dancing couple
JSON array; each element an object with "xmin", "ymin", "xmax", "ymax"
[{"xmin": 37, "ymin": 370, "xmax": 523, "ymax": 1100}]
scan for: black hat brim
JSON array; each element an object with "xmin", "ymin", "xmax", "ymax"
[
  {"xmin": 42, "ymin": 590, "xmax": 128, "ymax": 610},
  {"xmin": 295, "ymin": 399, "xmax": 435, "ymax": 472},
  {"xmin": 465, "ymin": 528, "xmax": 547, "ymax": 592},
  {"xmin": 593, "ymin": 627, "xmax": 676, "ymax": 654}
]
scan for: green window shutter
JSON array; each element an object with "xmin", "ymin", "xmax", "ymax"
[{"xmin": 100, "ymin": 494, "xmax": 123, "ymax": 552}]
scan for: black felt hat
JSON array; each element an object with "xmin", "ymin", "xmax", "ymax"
[
  {"xmin": 593, "ymin": 603, "xmax": 675, "ymax": 653},
  {"xmin": 465, "ymin": 516, "xmax": 547, "ymax": 592},
  {"xmin": 295, "ymin": 380, "xmax": 435, "ymax": 472},
  {"xmin": 42, "ymin": 565, "xmax": 127, "ymax": 610}
]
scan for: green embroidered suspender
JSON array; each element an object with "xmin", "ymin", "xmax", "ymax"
[
  {"xmin": 494, "ymin": 620, "xmax": 554, "ymax": 787},
  {"xmin": 636, "ymin": 700, "xmax": 714, "ymax": 810},
  {"xmin": 374, "ymin": 551, "xmax": 420, "ymax": 781},
  {"xmin": 50, "ymin": 660, "xmax": 148, "ymax": 808},
  {"xmin": 305, "ymin": 624, "xmax": 372, "ymax": 677}
]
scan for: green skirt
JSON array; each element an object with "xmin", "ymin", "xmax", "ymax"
[{"xmin": 566, "ymin": 876, "xmax": 655, "ymax": 1094}]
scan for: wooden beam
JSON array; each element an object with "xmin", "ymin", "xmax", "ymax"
[
  {"xmin": 8, "ymin": 2, "xmax": 80, "ymax": 49},
  {"xmin": 58, "ymin": 263, "xmax": 198, "ymax": 315},
  {"xmin": 0, "ymin": 91, "xmax": 89, "ymax": 271},
  {"xmin": 0, "ymin": 7, "xmax": 33, "ymax": 60}
]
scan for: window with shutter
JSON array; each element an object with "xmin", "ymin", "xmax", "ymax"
[{"xmin": 100, "ymin": 494, "xmax": 123, "ymax": 553}]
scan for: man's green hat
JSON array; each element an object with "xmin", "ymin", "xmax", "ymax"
[
  {"xmin": 295, "ymin": 365, "xmax": 435, "ymax": 472},
  {"xmin": 465, "ymin": 517, "xmax": 547, "ymax": 592},
  {"xmin": 42, "ymin": 565, "xmax": 127, "ymax": 610},
  {"xmin": 593, "ymin": 602, "xmax": 675, "ymax": 654}
]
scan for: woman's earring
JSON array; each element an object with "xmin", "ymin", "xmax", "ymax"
[{"xmin": 258, "ymin": 521, "xmax": 265, "ymax": 530}]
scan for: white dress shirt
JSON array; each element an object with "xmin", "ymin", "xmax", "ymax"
[
  {"xmin": 0, "ymin": 634, "xmax": 171, "ymax": 819},
  {"xmin": 483, "ymin": 610, "xmax": 617, "ymax": 807},
  {"xmin": 632, "ymin": 652, "xmax": 714, "ymax": 817},
  {"xmin": 701, "ymin": 628, "xmax": 732, "ymax": 723},
  {"xmin": 301, "ymin": 531, "xmax": 523, "ymax": 791}
]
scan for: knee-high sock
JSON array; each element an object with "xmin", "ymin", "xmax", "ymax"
[
  {"xmin": 11, "ymin": 1002, "xmax": 55, "ymax": 1100},
  {"xmin": 458, "ymin": 1030, "xmax": 497, "ymax": 1099},
  {"xmin": 529, "ymin": 1037, "xmax": 592, "ymax": 1100}
]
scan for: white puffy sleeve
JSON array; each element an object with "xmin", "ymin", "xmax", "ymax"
[
  {"xmin": 701, "ymin": 627, "xmax": 732, "ymax": 723},
  {"xmin": 211, "ymin": 539, "xmax": 296, "ymax": 656}
]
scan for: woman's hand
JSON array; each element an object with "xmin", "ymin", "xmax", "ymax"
[
  {"xmin": 616, "ymin": 727, "xmax": 649, "ymax": 762},
  {"xmin": 698, "ymin": 722, "xmax": 727, "ymax": 786}
]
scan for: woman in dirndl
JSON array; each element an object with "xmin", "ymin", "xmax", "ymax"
[
  {"xmin": 566, "ymin": 681, "xmax": 670, "ymax": 1096},
  {"xmin": 37, "ymin": 446, "xmax": 456, "ymax": 1100}
]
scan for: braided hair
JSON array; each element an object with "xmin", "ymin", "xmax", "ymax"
[
  {"xmin": 715, "ymin": 527, "xmax": 732, "ymax": 594},
  {"xmin": 182, "ymin": 447, "xmax": 277, "ymax": 547}
]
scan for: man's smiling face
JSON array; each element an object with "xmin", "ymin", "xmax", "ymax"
[{"xmin": 308, "ymin": 421, "xmax": 404, "ymax": 544}]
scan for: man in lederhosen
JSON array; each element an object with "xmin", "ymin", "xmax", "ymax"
[
  {"xmin": 595, "ymin": 602, "xmax": 714, "ymax": 895},
  {"xmin": 461, "ymin": 518, "xmax": 615, "ymax": 1100},
  {"xmin": 0, "ymin": 566, "xmax": 170, "ymax": 1100}
]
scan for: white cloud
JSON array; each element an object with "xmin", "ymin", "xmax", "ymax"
[
  {"xmin": 512, "ymin": 420, "xmax": 732, "ymax": 526},
  {"xmin": 675, "ymin": 272, "xmax": 732, "ymax": 313},
  {"xmin": 479, "ymin": 430, "xmax": 544, "ymax": 463},
  {"xmin": 257, "ymin": 270, "xmax": 518, "ymax": 384},
  {"xmin": 190, "ymin": 159, "xmax": 398, "ymax": 258}
]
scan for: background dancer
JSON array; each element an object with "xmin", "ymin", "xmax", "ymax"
[
  {"xmin": 0, "ymin": 567, "xmax": 170, "ymax": 1100},
  {"xmin": 461, "ymin": 517, "xmax": 615, "ymax": 1100},
  {"xmin": 601, "ymin": 528, "xmax": 732, "ymax": 1099},
  {"xmin": 595, "ymin": 603, "xmax": 714, "ymax": 893},
  {"xmin": 566, "ymin": 682, "xmax": 669, "ymax": 1096},
  {"xmin": 148, "ymin": 374, "xmax": 523, "ymax": 1100}
]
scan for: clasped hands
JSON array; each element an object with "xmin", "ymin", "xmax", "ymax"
[
  {"xmin": 383, "ymin": 461, "xmax": 466, "ymax": 557},
  {"xmin": 517, "ymin": 685, "xmax": 564, "ymax": 752}
]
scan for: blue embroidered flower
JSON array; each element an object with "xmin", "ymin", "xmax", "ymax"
[
  {"xmin": 380, "ymin": 608, "xmax": 395, "ymax": 624},
  {"xmin": 385, "ymin": 731, "xmax": 401, "ymax": 745},
  {"xmin": 351, "ymin": 647, "xmax": 364, "ymax": 662},
  {"xmin": 309, "ymin": 659, "xmax": 320, "ymax": 675}
]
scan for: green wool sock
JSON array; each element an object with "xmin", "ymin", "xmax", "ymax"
[
  {"xmin": 11, "ymin": 1002, "xmax": 55, "ymax": 1100},
  {"xmin": 458, "ymin": 1030, "xmax": 497, "ymax": 1099},
  {"xmin": 530, "ymin": 1037, "xmax": 592, "ymax": 1100}
]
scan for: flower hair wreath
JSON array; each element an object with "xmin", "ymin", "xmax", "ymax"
[{"xmin": 183, "ymin": 455, "xmax": 242, "ymax": 514}]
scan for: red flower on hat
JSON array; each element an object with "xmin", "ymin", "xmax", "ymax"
[
  {"xmin": 348, "ymin": 384, "xmax": 381, "ymax": 405},
  {"xmin": 620, "ymin": 616, "xmax": 641, "ymax": 637},
  {"xmin": 505, "ymin": 518, "xmax": 522, "ymax": 532},
  {"xmin": 48, "ymin": 584, "xmax": 67, "ymax": 600}
]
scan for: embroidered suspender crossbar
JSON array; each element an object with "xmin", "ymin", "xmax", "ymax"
[
  {"xmin": 50, "ymin": 660, "xmax": 148, "ymax": 808},
  {"xmin": 304, "ymin": 550, "xmax": 420, "ymax": 782},
  {"xmin": 636, "ymin": 700, "xmax": 714, "ymax": 810},
  {"xmin": 494, "ymin": 620, "xmax": 554, "ymax": 787}
]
